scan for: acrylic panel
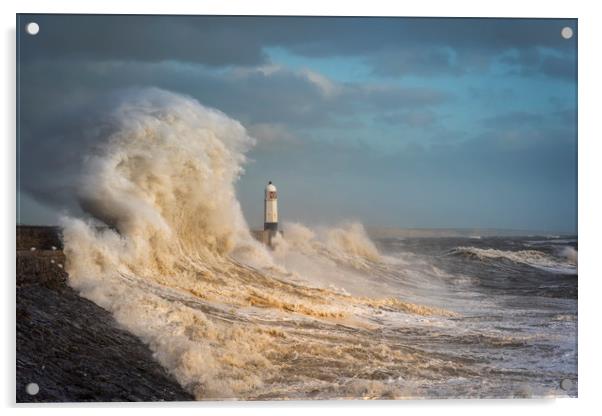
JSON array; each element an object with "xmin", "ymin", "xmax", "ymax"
[{"xmin": 16, "ymin": 14, "xmax": 578, "ymax": 402}]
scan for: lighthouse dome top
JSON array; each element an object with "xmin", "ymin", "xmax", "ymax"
[{"xmin": 266, "ymin": 181, "xmax": 277, "ymax": 192}]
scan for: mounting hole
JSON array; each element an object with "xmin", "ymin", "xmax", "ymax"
[
  {"xmin": 561, "ymin": 26, "xmax": 573, "ymax": 40},
  {"xmin": 560, "ymin": 378, "xmax": 574, "ymax": 391},
  {"xmin": 26, "ymin": 382, "xmax": 39, "ymax": 395},
  {"xmin": 25, "ymin": 22, "xmax": 39, "ymax": 36}
]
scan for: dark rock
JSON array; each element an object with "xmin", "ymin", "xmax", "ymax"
[{"xmin": 16, "ymin": 226, "xmax": 194, "ymax": 402}]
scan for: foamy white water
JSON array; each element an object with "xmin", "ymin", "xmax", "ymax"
[{"xmin": 450, "ymin": 247, "xmax": 577, "ymax": 275}]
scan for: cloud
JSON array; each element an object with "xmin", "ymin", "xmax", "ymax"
[
  {"xmin": 16, "ymin": 15, "xmax": 577, "ymax": 231},
  {"xmin": 280, "ymin": 18, "xmax": 577, "ymax": 78},
  {"xmin": 19, "ymin": 14, "xmax": 268, "ymax": 66},
  {"xmin": 19, "ymin": 59, "xmax": 450, "ymax": 129},
  {"xmin": 540, "ymin": 55, "xmax": 577, "ymax": 80},
  {"xmin": 300, "ymin": 69, "xmax": 341, "ymax": 98},
  {"xmin": 247, "ymin": 123, "xmax": 297, "ymax": 143},
  {"xmin": 239, "ymin": 120, "xmax": 576, "ymax": 231},
  {"xmin": 17, "ymin": 59, "xmax": 450, "ymax": 218},
  {"xmin": 499, "ymin": 47, "xmax": 577, "ymax": 81},
  {"xmin": 19, "ymin": 15, "xmax": 577, "ymax": 79}
]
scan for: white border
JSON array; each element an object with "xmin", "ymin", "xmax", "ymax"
[{"xmin": 3, "ymin": 1, "xmax": 601, "ymax": 415}]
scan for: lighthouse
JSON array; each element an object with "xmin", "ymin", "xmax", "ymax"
[
  {"xmin": 264, "ymin": 181, "xmax": 278, "ymax": 235},
  {"xmin": 249, "ymin": 181, "xmax": 280, "ymax": 247}
]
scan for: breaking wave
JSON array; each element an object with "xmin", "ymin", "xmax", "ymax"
[
  {"xmin": 449, "ymin": 246, "xmax": 577, "ymax": 275},
  {"xmin": 60, "ymin": 88, "xmax": 454, "ymax": 400}
]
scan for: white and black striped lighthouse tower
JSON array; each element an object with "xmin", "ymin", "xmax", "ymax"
[{"xmin": 264, "ymin": 181, "xmax": 278, "ymax": 235}]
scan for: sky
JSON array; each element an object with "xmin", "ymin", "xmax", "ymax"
[{"xmin": 17, "ymin": 15, "xmax": 577, "ymax": 233}]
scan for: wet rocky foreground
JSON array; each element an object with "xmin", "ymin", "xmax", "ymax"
[{"xmin": 16, "ymin": 226, "xmax": 194, "ymax": 403}]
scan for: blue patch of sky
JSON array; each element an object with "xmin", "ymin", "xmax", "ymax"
[{"xmin": 265, "ymin": 44, "xmax": 575, "ymax": 155}]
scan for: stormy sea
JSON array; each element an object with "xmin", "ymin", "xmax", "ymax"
[
  {"xmin": 22, "ymin": 88, "xmax": 577, "ymax": 401},
  {"xmin": 369, "ymin": 234, "xmax": 578, "ymax": 399}
]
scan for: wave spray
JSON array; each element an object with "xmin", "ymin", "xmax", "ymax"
[{"xmin": 61, "ymin": 88, "xmax": 462, "ymax": 400}]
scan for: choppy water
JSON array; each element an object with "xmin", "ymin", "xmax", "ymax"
[{"xmin": 364, "ymin": 235, "xmax": 578, "ymax": 399}]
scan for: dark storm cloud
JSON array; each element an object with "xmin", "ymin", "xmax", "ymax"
[
  {"xmin": 19, "ymin": 15, "xmax": 576, "ymax": 78},
  {"xmin": 19, "ymin": 14, "xmax": 268, "ymax": 66},
  {"xmin": 320, "ymin": 17, "xmax": 573, "ymax": 80},
  {"xmin": 16, "ymin": 58, "xmax": 450, "ymax": 217},
  {"xmin": 281, "ymin": 18, "xmax": 576, "ymax": 57},
  {"xmin": 17, "ymin": 88, "xmax": 133, "ymax": 216},
  {"xmin": 18, "ymin": 60, "xmax": 450, "ymax": 128}
]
